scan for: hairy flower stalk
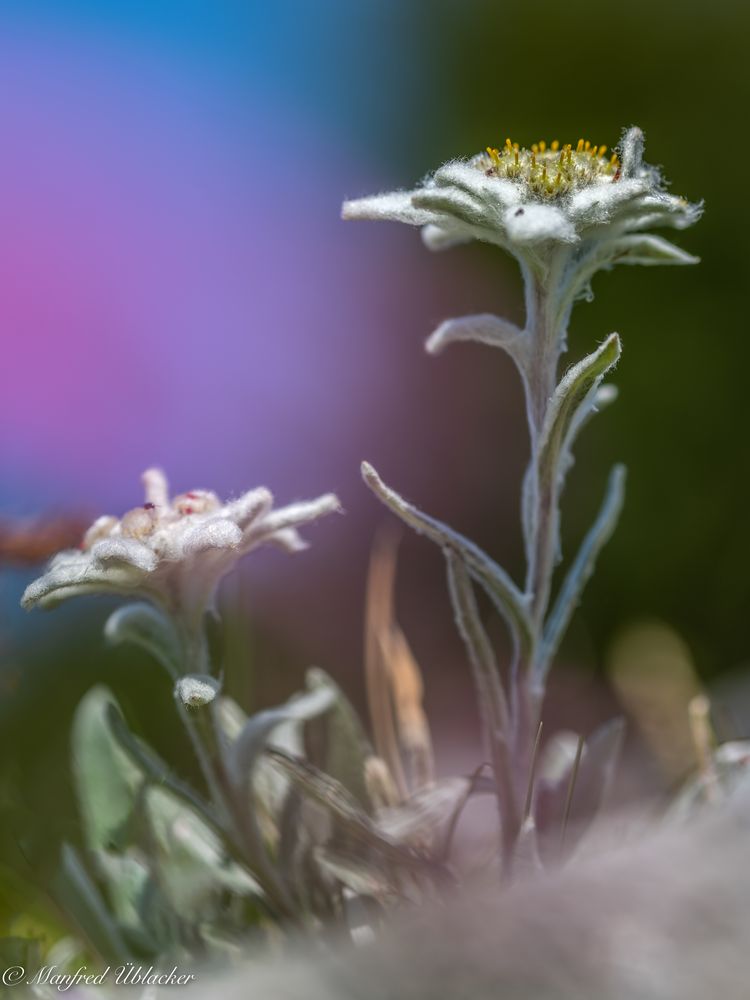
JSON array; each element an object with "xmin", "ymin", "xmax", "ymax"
[{"xmin": 345, "ymin": 127, "xmax": 700, "ymax": 864}]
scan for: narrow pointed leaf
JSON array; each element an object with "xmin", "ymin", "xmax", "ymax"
[
  {"xmin": 539, "ymin": 465, "xmax": 626, "ymax": 676},
  {"xmin": 445, "ymin": 551, "xmax": 518, "ymax": 859},
  {"xmin": 610, "ymin": 233, "xmax": 700, "ymax": 267},
  {"xmin": 425, "ymin": 313, "xmax": 526, "ymax": 366},
  {"xmin": 538, "ymin": 333, "xmax": 621, "ymax": 482},
  {"xmin": 362, "ymin": 463, "xmax": 532, "ymax": 656},
  {"xmin": 227, "ymin": 685, "xmax": 336, "ymax": 789}
]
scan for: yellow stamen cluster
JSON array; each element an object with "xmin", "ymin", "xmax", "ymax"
[{"xmin": 477, "ymin": 137, "xmax": 620, "ymax": 199}]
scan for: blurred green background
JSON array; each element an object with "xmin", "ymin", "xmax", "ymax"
[{"xmin": 1, "ymin": 0, "xmax": 748, "ymax": 931}]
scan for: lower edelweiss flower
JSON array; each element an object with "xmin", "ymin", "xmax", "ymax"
[{"xmin": 21, "ymin": 468, "xmax": 340, "ymax": 621}]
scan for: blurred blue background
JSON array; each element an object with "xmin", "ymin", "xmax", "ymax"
[{"xmin": 1, "ymin": 0, "xmax": 748, "ymax": 882}]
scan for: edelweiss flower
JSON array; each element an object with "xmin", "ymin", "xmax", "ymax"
[
  {"xmin": 343, "ymin": 127, "xmax": 701, "ymax": 272},
  {"xmin": 21, "ymin": 468, "xmax": 340, "ymax": 622}
]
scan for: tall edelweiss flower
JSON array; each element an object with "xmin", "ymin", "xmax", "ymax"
[
  {"xmin": 343, "ymin": 127, "xmax": 701, "ymax": 314},
  {"xmin": 21, "ymin": 467, "xmax": 340, "ymax": 624}
]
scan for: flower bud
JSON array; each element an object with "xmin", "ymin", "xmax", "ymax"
[{"xmin": 175, "ymin": 674, "xmax": 220, "ymax": 708}]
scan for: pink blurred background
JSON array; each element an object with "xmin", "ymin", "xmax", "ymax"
[{"xmin": 0, "ymin": 1, "xmax": 536, "ymax": 771}]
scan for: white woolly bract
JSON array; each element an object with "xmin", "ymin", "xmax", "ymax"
[
  {"xmin": 342, "ymin": 127, "xmax": 701, "ymax": 266},
  {"xmin": 21, "ymin": 468, "xmax": 340, "ymax": 616}
]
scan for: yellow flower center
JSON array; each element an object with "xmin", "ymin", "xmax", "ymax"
[{"xmin": 477, "ymin": 137, "xmax": 620, "ymax": 200}]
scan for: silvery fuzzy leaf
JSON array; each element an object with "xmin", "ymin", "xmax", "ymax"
[
  {"xmin": 607, "ymin": 233, "xmax": 700, "ymax": 267},
  {"xmin": 537, "ymin": 333, "xmax": 621, "ymax": 481},
  {"xmin": 105, "ymin": 701, "xmax": 219, "ymax": 832},
  {"xmin": 21, "ymin": 549, "xmax": 148, "ymax": 610},
  {"xmin": 306, "ymin": 667, "xmax": 373, "ymax": 810},
  {"xmin": 361, "ymin": 462, "xmax": 532, "ymax": 658},
  {"xmin": 228, "ymin": 684, "xmax": 337, "ymax": 791},
  {"xmin": 92, "ymin": 849, "xmax": 154, "ymax": 944},
  {"xmin": 540, "ymin": 465, "xmax": 626, "ymax": 676},
  {"xmin": 425, "ymin": 314, "xmax": 526, "ymax": 370},
  {"xmin": 104, "ymin": 602, "xmax": 183, "ymax": 678},
  {"xmin": 143, "ymin": 786, "xmax": 261, "ymax": 915},
  {"xmin": 72, "ymin": 687, "xmax": 144, "ymax": 853}
]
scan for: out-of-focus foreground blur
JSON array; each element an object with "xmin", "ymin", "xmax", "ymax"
[{"xmin": 1, "ymin": 0, "xmax": 748, "ymax": 885}]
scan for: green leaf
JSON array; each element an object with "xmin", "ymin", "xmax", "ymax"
[
  {"xmin": 104, "ymin": 603, "xmax": 183, "ymax": 678},
  {"xmin": 72, "ymin": 687, "xmax": 144, "ymax": 852}
]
